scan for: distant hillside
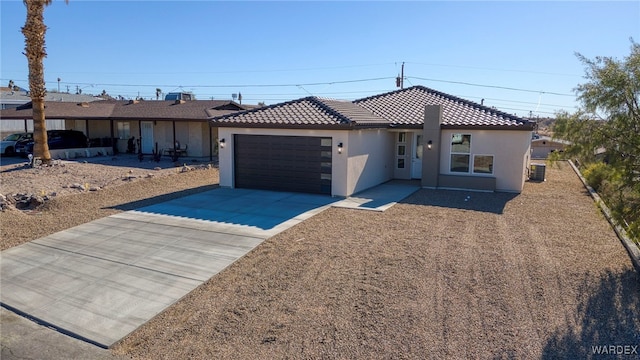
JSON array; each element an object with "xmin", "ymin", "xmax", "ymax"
[{"xmin": 532, "ymin": 117, "xmax": 557, "ymax": 136}]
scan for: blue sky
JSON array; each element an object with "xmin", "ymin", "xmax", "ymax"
[{"xmin": 1, "ymin": 1, "xmax": 638, "ymax": 118}]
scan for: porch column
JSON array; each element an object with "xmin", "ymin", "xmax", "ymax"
[
  {"xmin": 421, "ymin": 105, "xmax": 442, "ymax": 188},
  {"xmin": 109, "ymin": 119, "xmax": 115, "ymax": 154}
]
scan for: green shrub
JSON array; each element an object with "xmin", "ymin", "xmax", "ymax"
[{"xmin": 582, "ymin": 162, "xmax": 614, "ymax": 192}]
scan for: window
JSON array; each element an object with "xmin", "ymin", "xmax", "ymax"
[
  {"xmin": 321, "ymin": 138, "xmax": 332, "ymax": 147},
  {"xmin": 117, "ymin": 122, "xmax": 130, "ymax": 139},
  {"xmin": 415, "ymin": 135, "xmax": 423, "ymax": 160},
  {"xmin": 450, "ymin": 133, "xmax": 471, "ymax": 173},
  {"xmin": 451, "ymin": 155, "xmax": 470, "ymax": 172},
  {"xmin": 450, "ymin": 133, "xmax": 494, "ymax": 175},
  {"xmin": 396, "ymin": 132, "xmax": 407, "ymax": 170},
  {"xmin": 473, "ymin": 155, "xmax": 494, "ymax": 174}
]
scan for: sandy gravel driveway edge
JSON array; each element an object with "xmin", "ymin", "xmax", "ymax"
[{"xmin": 568, "ymin": 160, "xmax": 640, "ymax": 272}]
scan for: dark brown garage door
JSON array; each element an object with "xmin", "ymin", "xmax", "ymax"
[{"xmin": 234, "ymin": 135, "xmax": 332, "ymax": 195}]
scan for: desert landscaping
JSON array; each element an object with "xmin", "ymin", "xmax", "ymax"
[{"xmin": 1, "ymin": 156, "xmax": 638, "ymax": 359}]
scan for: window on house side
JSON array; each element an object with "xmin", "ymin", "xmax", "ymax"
[
  {"xmin": 473, "ymin": 155, "xmax": 494, "ymax": 174},
  {"xmin": 450, "ymin": 133, "xmax": 471, "ymax": 173},
  {"xmin": 117, "ymin": 122, "xmax": 130, "ymax": 140},
  {"xmin": 451, "ymin": 154, "xmax": 470, "ymax": 172}
]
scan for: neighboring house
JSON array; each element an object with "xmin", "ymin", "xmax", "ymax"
[
  {"xmin": 210, "ymin": 86, "xmax": 534, "ymax": 197},
  {"xmin": 531, "ymin": 136, "xmax": 570, "ymax": 159},
  {"xmin": 0, "ymin": 99, "xmax": 250, "ymax": 158},
  {"xmin": 0, "ymin": 87, "xmax": 103, "ymax": 134}
]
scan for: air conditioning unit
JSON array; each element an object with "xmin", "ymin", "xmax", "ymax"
[{"xmin": 530, "ymin": 163, "xmax": 546, "ymax": 181}]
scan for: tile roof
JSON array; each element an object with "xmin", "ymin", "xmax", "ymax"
[
  {"xmin": 211, "ymin": 97, "xmax": 388, "ymax": 128},
  {"xmin": 355, "ymin": 86, "xmax": 534, "ymax": 130},
  {"xmin": 0, "ymin": 100, "xmax": 250, "ymax": 121},
  {"xmin": 2, "ymin": 101, "xmax": 117, "ymax": 119},
  {"xmin": 0, "ymin": 90, "xmax": 104, "ymax": 104},
  {"xmin": 110, "ymin": 100, "xmax": 244, "ymax": 120},
  {"xmin": 210, "ymin": 86, "xmax": 534, "ymax": 130}
]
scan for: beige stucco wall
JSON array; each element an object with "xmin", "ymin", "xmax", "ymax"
[
  {"xmin": 531, "ymin": 140, "xmax": 566, "ymax": 159},
  {"xmin": 217, "ymin": 127, "xmax": 392, "ymax": 197},
  {"xmin": 439, "ymin": 129, "xmax": 532, "ymax": 192},
  {"xmin": 345, "ymin": 129, "xmax": 394, "ymax": 196}
]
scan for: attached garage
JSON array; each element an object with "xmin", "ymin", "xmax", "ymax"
[{"xmin": 234, "ymin": 134, "xmax": 332, "ymax": 195}]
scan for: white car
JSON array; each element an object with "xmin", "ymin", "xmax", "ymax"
[{"xmin": 1, "ymin": 133, "xmax": 32, "ymax": 156}]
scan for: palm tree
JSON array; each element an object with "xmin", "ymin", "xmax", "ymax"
[{"xmin": 21, "ymin": 0, "xmax": 66, "ymax": 163}]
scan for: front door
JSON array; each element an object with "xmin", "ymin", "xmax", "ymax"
[
  {"xmin": 411, "ymin": 133, "xmax": 423, "ymax": 179},
  {"xmin": 140, "ymin": 121, "xmax": 154, "ymax": 154}
]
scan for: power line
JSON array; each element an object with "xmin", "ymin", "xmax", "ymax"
[
  {"xmin": 31, "ymin": 62, "xmax": 397, "ymax": 76},
  {"xmin": 45, "ymin": 76, "xmax": 395, "ymax": 89},
  {"xmin": 405, "ymin": 61, "xmax": 582, "ymax": 78},
  {"xmin": 2, "ymin": 75, "xmax": 577, "ymax": 98},
  {"xmin": 408, "ymin": 76, "xmax": 576, "ymax": 97}
]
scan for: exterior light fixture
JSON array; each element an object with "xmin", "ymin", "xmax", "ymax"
[
  {"xmin": 337, "ymin": 142, "xmax": 343, "ymax": 154},
  {"xmin": 427, "ymin": 140, "xmax": 433, "ymax": 150},
  {"xmin": 219, "ymin": 138, "xmax": 226, "ymax": 148}
]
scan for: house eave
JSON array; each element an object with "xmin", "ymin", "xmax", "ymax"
[
  {"xmin": 441, "ymin": 124, "xmax": 535, "ymax": 131},
  {"xmin": 209, "ymin": 122, "xmax": 355, "ymax": 131}
]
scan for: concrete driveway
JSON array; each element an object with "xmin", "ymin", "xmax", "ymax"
[
  {"xmin": 0, "ymin": 188, "xmax": 335, "ymax": 348},
  {"xmin": 0, "ymin": 182, "xmax": 420, "ymax": 349}
]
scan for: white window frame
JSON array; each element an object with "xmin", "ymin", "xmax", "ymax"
[
  {"xmin": 396, "ymin": 132, "xmax": 407, "ymax": 169},
  {"xmin": 472, "ymin": 154, "xmax": 494, "ymax": 175},
  {"xmin": 450, "ymin": 133, "xmax": 471, "ymax": 173},
  {"xmin": 117, "ymin": 121, "xmax": 130, "ymax": 140}
]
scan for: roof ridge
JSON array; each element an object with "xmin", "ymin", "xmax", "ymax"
[
  {"xmin": 309, "ymin": 97, "xmax": 352, "ymax": 124},
  {"xmin": 211, "ymin": 97, "xmax": 314, "ymax": 121},
  {"xmin": 354, "ymin": 85, "xmax": 528, "ymax": 124}
]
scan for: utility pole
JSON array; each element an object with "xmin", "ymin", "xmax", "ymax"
[{"xmin": 395, "ymin": 62, "xmax": 405, "ymax": 89}]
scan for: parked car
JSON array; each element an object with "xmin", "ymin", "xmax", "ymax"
[
  {"xmin": 0, "ymin": 132, "xmax": 32, "ymax": 156},
  {"xmin": 15, "ymin": 130, "xmax": 88, "ymax": 157}
]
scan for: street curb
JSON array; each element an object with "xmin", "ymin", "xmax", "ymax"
[{"xmin": 568, "ymin": 160, "xmax": 640, "ymax": 273}]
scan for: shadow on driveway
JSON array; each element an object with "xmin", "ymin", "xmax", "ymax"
[
  {"xmin": 542, "ymin": 269, "xmax": 640, "ymax": 358},
  {"xmin": 400, "ymin": 188, "xmax": 520, "ymax": 214},
  {"xmin": 106, "ymin": 184, "xmax": 220, "ymax": 211},
  {"xmin": 112, "ymin": 188, "xmax": 336, "ymax": 231}
]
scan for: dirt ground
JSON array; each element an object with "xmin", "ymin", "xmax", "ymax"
[
  {"xmin": 1, "ymin": 159, "xmax": 638, "ymax": 359},
  {"xmin": 0, "ymin": 154, "xmax": 219, "ymax": 251}
]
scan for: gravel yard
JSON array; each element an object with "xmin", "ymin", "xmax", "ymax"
[
  {"xmin": 1, "ymin": 159, "xmax": 638, "ymax": 359},
  {"xmin": 0, "ymin": 155, "xmax": 219, "ymax": 251}
]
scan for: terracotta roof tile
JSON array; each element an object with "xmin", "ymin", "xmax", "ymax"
[
  {"xmin": 355, "ymin": 86, "xmax": 534, "ymax": 129},
  {"xmin": 211, "ymin": 97, "xmax": 388, "ymax": 128},
  {"xmin": 210, "ymin": 86, "xmax": 534, "ymax": 130}
]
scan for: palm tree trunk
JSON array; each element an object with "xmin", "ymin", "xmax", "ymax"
[{"xmin": 22, "ymin": 0, "xmax": 52, "ymax": 163}]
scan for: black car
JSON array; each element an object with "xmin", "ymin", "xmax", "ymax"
[{"xmin": 15, "ymin": 130, "xmax": 88, "ymax": 156}]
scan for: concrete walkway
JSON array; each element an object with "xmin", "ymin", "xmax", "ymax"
[
  {"xmin": 332, "ymin": 180, "xmax": 420, "ymax": 211},
  {"xmin": 0, "ymin": 181, "xmax": 419, "ymax": 349}
]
